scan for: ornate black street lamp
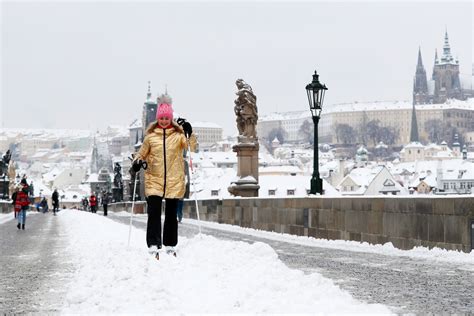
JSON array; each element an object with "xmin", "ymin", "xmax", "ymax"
[{"xmin": 306, "ymin": 70, "xmax": 328, "ymax": 195}]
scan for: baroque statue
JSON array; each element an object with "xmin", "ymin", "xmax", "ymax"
[
  {"xmin": 0, "ymin": 150, "xmax": 11, "ymax": 177},
  {"xmin": 234, "ymin": 79, "xmax": 258, "ymax": 140},
  {"xmin": 113, "ymin": 162, "xmax": 123, "ymax": 189}
]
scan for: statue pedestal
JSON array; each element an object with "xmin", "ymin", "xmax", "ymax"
[
  {"xmin": 0, "ymin": 177, "xmax": 9, "ymax": 200},
  {"xmin": 228, "ymin": 142, "xmax": 259, "ymax": 197},
  {"xmin": 112, "ymin": 187, "xmax": 123, "ymax": 203}
]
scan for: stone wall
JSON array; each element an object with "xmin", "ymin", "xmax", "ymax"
[
  {"xmin": 108, "ymin": 201, "xmax": 146, "ymax": 214},
  {"xmin": 182, "ymin": 197, "xmax": 474, "ymax": 253},
  {"xmin": 0, "ymin": 200, "xmax": 12, "ymax": 213}
]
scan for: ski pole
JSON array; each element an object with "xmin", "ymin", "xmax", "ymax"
[
  {"xmin": 187, "ymin": 139, "xmax": 202, "ymax": 235},
  {"xmin": 127, "ymin": 171, "xmax": 139, "ymax": 247}
]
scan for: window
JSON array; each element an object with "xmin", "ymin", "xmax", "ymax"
[
  {"xmin": 211, "ymin": 190, "xmax": 219, "ymax": 196},
  {"xmin": 383, "ymin": 179, "xmax": 395, "ymax": 186},
  {"xmin": 287, "ymin": 190, "xmax": 295, "ymax": 196},
  {"xmin": 268, "ymin": 190, "xmax": 276, "ymax": 196}
]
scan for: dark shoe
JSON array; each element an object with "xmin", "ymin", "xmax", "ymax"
[
  {"xmin": 17, "ymin": 223, "xmax": 20, "ymax": 230},
  {"xmin": 22, "ymin": 224, "xmax": 25, "ymax": 230}
]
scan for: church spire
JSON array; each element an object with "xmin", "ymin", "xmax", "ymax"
[
  {"xmin": 410, "ymin": 103, "xmax": 419, "ymax": 143},
  {"xmin": 416, "ymin": 47, "xmax": 424, "ymax": 70},
  {"xmin": 441, "ymin": 29, "xmax": 453, "ymax": 63},
  {"xmin": 413, "ymin": 47, "xmax": 428, "ymax": 104},
  {"xmin": 146, "ymin": 81, "xmax": 152, "ymax": 102},
  {"xmin": 434, "ymin": 48, "xmax": 439, "ymax": 64}
]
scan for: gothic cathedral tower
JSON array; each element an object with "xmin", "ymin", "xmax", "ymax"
[
  {"xmin": 412, "ymin": 30, "xmax": 467, "ymax": 105},
  {"xmin": 432, "ymin": 30, "xmax": 463, "ymax": 103},
  {"xmin": 413, "ymin": 47, "xmax": 429, "ymax": 105}
]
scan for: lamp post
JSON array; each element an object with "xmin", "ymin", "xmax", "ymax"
[{"xmin": 305, "ymin": 70, "xmax": 328, "ymax": 195}]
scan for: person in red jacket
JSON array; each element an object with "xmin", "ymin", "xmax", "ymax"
[
  {"xmin": 15, "ymin": 179, "xmax": 30, "ymax": 230},
  {"xmin": 89, "ymin": 193, "xmax": 97, "ymax": 213}
]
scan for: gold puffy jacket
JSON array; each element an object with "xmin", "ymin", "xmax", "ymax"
[{"xmin": 135, "ymin": 122, "xmax": 197, "ymax": 199}]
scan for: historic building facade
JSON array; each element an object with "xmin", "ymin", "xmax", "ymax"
[{"xmin": 319, "ymin": 100, "xmax": 474, "ymax": 146}]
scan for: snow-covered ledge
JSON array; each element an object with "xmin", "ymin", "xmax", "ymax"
[{"xmin": 182, "ymin": 196, "xmax": 474, "ymax": 253}]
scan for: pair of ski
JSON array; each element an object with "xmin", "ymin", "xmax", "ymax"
[{"xmin": 151, "ymin": 248, "xmax": 177, "ymax": 260}]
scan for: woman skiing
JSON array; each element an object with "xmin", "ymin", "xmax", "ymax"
[{"xmin": 133, "ymin": 102, "xmax": 196, "ymax": 259}]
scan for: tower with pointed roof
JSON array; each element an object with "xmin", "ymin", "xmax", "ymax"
[
  {"xmin": 91, "ymin": 136, "xmax": 99, "ymax": 174},
  {"xmin": 142, "ymin": 81, "xmax": 157, "ymax": 132},
  {"xmin": 431, "ymin": 30, "xmax": 463, "ymax": 103},
  {"xmin": 412, "ymin": 30, "xmax": 471, "ymax": 105},
  {"xmin": 409, "ymin": 103, "xmax": 419, "ymax": 143},
  {"xmin": 413, "ymin": 47, "xmax": 429, "ymax": 105}
]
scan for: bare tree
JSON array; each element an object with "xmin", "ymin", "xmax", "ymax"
[
  {"xmin": 267, "ymin": 127, "xmax": 287, "ymax": 145},
  {"xmin": 335, "ymin": 124, "xmax": 357, "ymax": 144},
  {"xmin": 366, "ymin": 120, "xmax": 381, "ymax": 146},
  {"xmin": 379, "ymin": 127, "xmax": 398, "ymax": 145},
  {"xmin": 424, "ymin": 119, "xmax": 443, "ymax": 144},
  {"xmin": 298, "ymin": 120, "xmax": 313, "ymax": 144}
]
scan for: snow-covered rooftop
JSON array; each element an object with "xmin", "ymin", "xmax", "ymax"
[
  {"xmin": 323, "ymin": 98, "xmax": 474, "ymax": 114},
  {"xmin": 193, "ymin": 121, "xmax": 222, "ymax": 129}
]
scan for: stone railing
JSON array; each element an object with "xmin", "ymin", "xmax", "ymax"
[
  {"xmin": 0, "ymin": 200, "xmax": 12, "ymax": 213},
  {"xmin": 108, "ymin": 201, "xmax": 146, "ymax": 214},
  {"xmin": 181, "ymin": 196, "xmax": 474, "ymax": 253}
]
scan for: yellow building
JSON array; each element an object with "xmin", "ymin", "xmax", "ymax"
[{"xmin": 320, "ymin": 99, "xmax": 474, "ymax": 146}]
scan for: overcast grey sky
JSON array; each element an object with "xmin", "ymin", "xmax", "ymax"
[{"xmin": 1, "ymin": 1, "xmax": 472, "ymax": 136}]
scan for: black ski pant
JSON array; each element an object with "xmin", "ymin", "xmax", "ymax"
[
  {"xmin": 103, "ymin": 204, "xmax": 108, "ymax": 216},
  {"xmin": 146, "ymin": 196, "xmax": 178, "ymax": 248}
]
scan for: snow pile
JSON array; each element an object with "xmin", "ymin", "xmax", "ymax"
[
  {"xmin": 59, "ymin": 210, "xmax": 391, "ymax": 314},
  {"xmin": 185, "ymin": 219, "xmax": 474, "ymax": 264}
]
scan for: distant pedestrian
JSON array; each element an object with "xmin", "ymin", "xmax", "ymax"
[
  {"xmin": 52, "ymin": 189, "xmax": 59, "ymax": 216},
  {"xmin": 40, "ymin": 197, "xmax": 48, "ymax": 213},
  {"xmin": 101, "ymin": 191, "xmax": 109, "ymax": 216},
  {"xmin": 82, "ymin": 197, "xmax": 89, "ymax": 211},
  {"xmin": 11, "ymin": 187, "xmax": 20, "ymax": 219},
  {"xmin": 89, "ymin": 193, "xmax": 97, "ymax": 213},
  {"xmin": 15, "ymin": 179, "xmax": 30, "ymax": 230}
]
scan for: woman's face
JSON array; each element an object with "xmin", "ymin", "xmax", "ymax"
[{"xmin": 158, "ymin": 117, "xmax": 171, "ymax": 128}]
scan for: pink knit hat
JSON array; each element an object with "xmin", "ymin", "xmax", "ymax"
[{"xmin": 156, "ymin": 103, "xmax": 174, "ymax": 120}]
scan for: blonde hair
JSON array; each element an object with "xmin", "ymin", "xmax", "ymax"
[{"xmin": 145, "ymin": 120, "xmax": 182, "ymax": 135}]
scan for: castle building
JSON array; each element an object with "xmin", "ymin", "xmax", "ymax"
[
  {"xmin": 413, "ymin": 31, "xmax": 473, "ymax": 105},
  {"xmin": 319, "ymin": 99, "xmax": 474, "ymax": 146}
]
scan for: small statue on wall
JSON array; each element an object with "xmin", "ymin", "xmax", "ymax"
[
  {"xmin": 0, "ymin": 150, "xmax": 11, "ymax": 177},
  {"xmin": 7, "ymin": 158, "xmax": 16, "ymax": 197},
  {"xmin": 234, "ymin": 79, "xmax": 258, "ymax": 141},
  {"xmin": 113, "ymin": 162, "xmax": 123, "ymax": 189}
]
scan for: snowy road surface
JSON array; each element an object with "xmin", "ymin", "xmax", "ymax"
[
  {"xmin": 1, "ymin": 209, "xmax": 473, "ymax": 314},
  {"xmin": 0, "ymin": 212, "xmax": 74, "ymax": 314}
]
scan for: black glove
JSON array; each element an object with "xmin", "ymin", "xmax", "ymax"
[
  {"xmin": 132, "ymin": 159, "xmax": 146, "ymax": 172},
  {"xmin": 177, "ymin": 117, "xmax": 192, "ymax": 138},
  {"xmin": 176, "ymin": 117, "xmax": 186, "ymax": 126},
  {"xmin": 182, "ymin": 122, "xmax": 192, "ymax": 138}
]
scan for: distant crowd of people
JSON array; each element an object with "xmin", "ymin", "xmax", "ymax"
[
  {"xmin": 81, "ymin": 191, "xmax": 109, "ymax": 216},
  {"xmin": 11, "ymin": 175, "xmax": 113, "ymax": 230}
]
